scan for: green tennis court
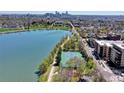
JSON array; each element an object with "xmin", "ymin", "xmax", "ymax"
[{"xmin": 60, "ymin": 51, "xmax": 84, "ymax": 67}]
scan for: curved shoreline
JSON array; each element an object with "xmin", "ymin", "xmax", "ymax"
[
  {"xmin": 0, "ymin": 30, "xmax": 70, "ymax": 81},
  {"xmin": 0, "ymin": 28, "xmax": 71, "ymax": 35}
]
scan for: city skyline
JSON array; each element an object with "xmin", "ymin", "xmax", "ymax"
[{"xmin": 0, "ymin": 11, "xmax": 124, "ymax": 15}]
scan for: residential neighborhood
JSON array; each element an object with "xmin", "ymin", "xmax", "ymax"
[{"xmin": 1, "ymin": 11, "xmax": 124, "ymax": 82}]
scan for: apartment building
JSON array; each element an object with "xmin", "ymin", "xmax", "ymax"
[
  {"xmin": 94, "ymin": 39, "xmax": 124, "ymax": 67},
  {"xmin": 110, "ymin": 43, "xmax": 124, "ymax": 67},
  {"xmin": 94, "ymin": 40, "xmax": 112, "ymax": 61}
]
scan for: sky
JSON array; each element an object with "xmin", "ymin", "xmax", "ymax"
[{"xmin": 0, "ymin": 11, "xmax": 124, "ymax": 15}]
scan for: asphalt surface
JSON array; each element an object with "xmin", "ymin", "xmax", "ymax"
[{"xmin": 70, "ymin": 22, "xmax": 124, "ymax": 82}]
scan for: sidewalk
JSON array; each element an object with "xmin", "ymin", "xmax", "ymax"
[{"xmin": 47, "ymin": 36, "xmax": 70, "ymax": 82}]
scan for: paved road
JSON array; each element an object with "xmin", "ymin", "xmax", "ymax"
[
  {"xmin": 70, "ymin": 22, "xmax": 124, "ymax": 81},
  {"xmin": 48, "ymin": 22, "xmax": 124, "ymax": 82},
  {"xmin": 83, "ymin": 39, "xmax": 124, "ymax": 81},
  {"xmin": 47, "ymin": 60, "xmax": 56, "ymax": 82},
  {"xmin": 47, "ymin": 36, "xmax": 70, "ymax": 82}
]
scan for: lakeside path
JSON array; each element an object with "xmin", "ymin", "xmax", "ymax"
[
  {"xmin": 0, "ymin": 29, "xmax": 49, "ymax": 34},
  {"xmin": 0, "ymin": 30, "xmax": 26, "ymax": 34},
  {"xmin": 47, "ymin": 36, "xmax": 70, "ymax": 82}
]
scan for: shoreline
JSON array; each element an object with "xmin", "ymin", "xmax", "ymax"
[
  {"xmin": 0, "ymin": 29, "xmax": 70, "ymax": 81},
  {"xmin": 0, "ymin": 28, "xmax": 71, "ymax": 35}
]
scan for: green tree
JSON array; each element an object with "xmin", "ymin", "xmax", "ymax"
[{"xmin": 66, "ymin": 57, "xmax": 85, "ymax": 81}]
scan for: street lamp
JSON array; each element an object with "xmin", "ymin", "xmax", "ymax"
[{"xmin": 27, "ymin": 13, "xmax": 30, "ymax": 31}]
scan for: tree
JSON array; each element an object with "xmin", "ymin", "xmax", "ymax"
[
  {"xmin": 84, "ymin": 57, "xmax": 96, "ymax": 75},
  {"xmin": 39, "ymin": 58, "xmax": 49, "ymax": 74},
  {"xmin": 66, "ymin": 57, "xmax": 85, "ymax": 81}
]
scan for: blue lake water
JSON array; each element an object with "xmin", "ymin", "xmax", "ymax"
[{"xmin": 0, "ymin": 30, "xmax": 70, "ymax": 82}]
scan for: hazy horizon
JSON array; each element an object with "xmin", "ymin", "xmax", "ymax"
[{"xmin": 0, "ymin": 11, "xmax": 124, "ymax": 15}]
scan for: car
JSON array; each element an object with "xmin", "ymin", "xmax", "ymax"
[
  {"xmin": 121, "ymin": 73, "xmax": 124, "ymax": 76},
  {"xmin": 113, "ymin": 70, "xmax": 121, "ymax": 75}
]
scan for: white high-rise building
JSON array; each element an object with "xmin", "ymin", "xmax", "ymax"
[
  {"xmin": 94, "ymin": 39, "xmax": 124, "ymax": 67},
  {"xmin": 110, "ymin": 43, "xmax": 124, "ymax": 67}
]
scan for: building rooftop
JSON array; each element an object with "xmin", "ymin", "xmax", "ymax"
[
  {"xmin": 113, "ymin": 43, "xmax": 124, "ymax": 50},
  {"xmin": 106, "ymin": 43, "xmax": 112, "ymax": 47},
  {"xmin": 95, "ymin": 39, "xmax": 123, "ymax": 47}
]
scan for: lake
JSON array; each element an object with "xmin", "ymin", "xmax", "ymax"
[{"xmin": 0, "ymin": 30, "xmax": 70, "ymax": 82}]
